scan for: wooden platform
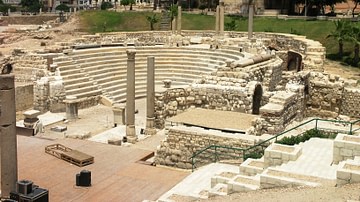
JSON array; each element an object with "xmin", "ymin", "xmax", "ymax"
[
  {"xmin": 167, "ymin": 108, "xmax": 259, "ymax": 133},
  {"xmin": 14, "ymin": 136, "xmax": 189, "ymax": 201},
  {"xmin": 45, "ymin": 144, "xmax": 94, "ymax": 167}
]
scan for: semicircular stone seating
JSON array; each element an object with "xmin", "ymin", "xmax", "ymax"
[{"xmin": 53, "ymin": 46, "xmax": 245, "ymax": 104}]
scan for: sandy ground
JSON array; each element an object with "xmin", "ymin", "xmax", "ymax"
[{"xmin": 4, "ymin": 14, "xmax": 360, "ymax": 201}]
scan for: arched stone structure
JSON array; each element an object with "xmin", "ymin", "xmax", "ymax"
[
  {"xmin": 252, "ymin": 84, "xmax": 263, "ymax": 115},
  {"xmin": 287, "ymin": 51, "xmax": 303, "ymax": 72}
]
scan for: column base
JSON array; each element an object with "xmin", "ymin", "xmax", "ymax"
[
  {"xmin": 145, "ymin": 128, "xmax": 157, "ymax": 136},
  {"xmin": 126, "ymin": 125, "xmax": 137, "ymax": 143}
]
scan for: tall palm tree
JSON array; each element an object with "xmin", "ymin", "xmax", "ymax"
[
  {"xmin": 348, "ymin": 24, "xmax": 360, "ymax": 65},
  {"xmin": 327, "ymin": 20, "xmax": 350, "ymax": 58}
]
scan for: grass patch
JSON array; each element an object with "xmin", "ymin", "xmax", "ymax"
[{"xmin": 77, "ymin": 10, "xmax": 359, "ymax": 66}]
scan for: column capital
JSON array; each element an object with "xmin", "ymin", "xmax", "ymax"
[{"xmin": 126, "ymin": 49, "xmax": 136, "ymax": 59}]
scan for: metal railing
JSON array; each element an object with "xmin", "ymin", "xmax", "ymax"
[{"xmin": 190, "ymin": 118, "xmax": 360, "ymax": 172}]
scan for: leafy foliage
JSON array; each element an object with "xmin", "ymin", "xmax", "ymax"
[
  {"xmin": 146, "ymin": 14, "xmax": 159, "ymax": 30},
  {"xmin": 276, "ymin": 129, "xmax": 337, "ymax": 146},
  {"xmin": 101, "ymin": 1, "xmax": 113, "ymax": 10},
  {"xmin": 55, "ymin": 4, "xmax": 70, "ymax": 12},
  {"xmin": 20, "ymin": 0, "xmax": 42, "ymax": 12},
  {"xmin": 244, "ymin": 151, "xmax": 263, "ymax": 161},
  {"xmin": 0, "ymin": 4, "xmax": 16, "ymax": 15}
]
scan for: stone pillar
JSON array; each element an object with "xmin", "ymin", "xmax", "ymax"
[
  {"xmin": 64, "ymin": 96, "xmax": 78, "ymax": 120},
  {"xmin": 126, "ymin": 49, "xmax": 137, "ymax": 143},
  {"xmin": 219, "ymin": 0, "xmax": 224, "ymax": 35},
  {"xmin": 177, "ymin": 6, "xmax": 182, "ymax": 33},
  {"xmin": 215, "ymin": 5, "xmax": 220, "ymax": 33},
  {"xmin": 172, "ymin": 18, "xmax": 176, "ymax": 34},
  {"xmin": 248, "ymin": 3, "xmax": 254, "ymax": 39},
  {"xmin": 0, "ymin": 75, "xmax": 18, "ymax": 198},
  {"xmin": 145, "ymin": 56, "xmax": 156, "ymax": 135}
]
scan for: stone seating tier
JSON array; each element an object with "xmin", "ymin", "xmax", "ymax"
[{"xmin": 55, "ymin": 47, "xmax": 252, "ymax": 105}]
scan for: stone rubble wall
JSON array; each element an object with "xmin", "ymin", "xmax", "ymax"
[
  {"xmin": 259, "ymin": 88, "xmax": 305, "ymax": 134},
  {"xmin": 155, "ymin": 126, "xmax": 256, "ymax": 169},
  {"xmin": 15, "ymin": 84, "xmax": 33, "ymax": 111},
  {"xmin": 154, "ymin": 81, "xmax": 262, "ymax": 129},
  {"xmin": 33, "ymin": 76, "xmax": 66, "ymax": 113},
  {"xmin": 12, "ymin": 53, "xmax": 48, "ymax": 83},
  {"xmin": 340, "ymin": 87, "xmax": 360, "ymax": 118},
  {"xmin": 307, "ymin": 72, "xmax": 344, "ymax": 118}
]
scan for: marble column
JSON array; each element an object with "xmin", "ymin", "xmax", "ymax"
[
  {"xmin": 215, "ymin": 5, "xmax": 220, "ymax": 34},
  {"xmin": 126, "ymin": 49, "xmax": 137, "ymax": 143},
  {"xmin": 65, "ymin": 96, "xmax": 78, "ymax": 120},
  {"xmin": 172, "ymin": 18, "xmax": 176, "ymax": 33},
  {"xmin": 248, "ymin": 3, "xmax": 254, "ymax": 39},
  {"xmin": 0, "ymin": 74, "xmax": 18, "ymax": 198},
  {"xmin": 177, "ymin": 6, "xmax": 182, "ymax": 33},
  {"xmin": 145, "ymin": 56, "xmax": 156, "ymax": 135},
  {"xmin": 219, "ymin": 0, "xmax": 224, "ymax": 35}
]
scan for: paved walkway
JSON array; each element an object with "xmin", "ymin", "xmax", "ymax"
[{"xmin": 277, "ymin": 138, "xmax": 339, "ymax": 180}]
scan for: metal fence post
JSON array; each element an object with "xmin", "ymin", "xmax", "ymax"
[
  {"xmin": 315, "ymin": 119, "xmax": 318, "ymax": 130},
  {"xmin": 349, "ymin": 123, "xmax": 353, "ymax": 135}
]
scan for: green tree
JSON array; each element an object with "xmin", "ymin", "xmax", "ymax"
[
  {"xmin": 120, "ymin": 0, "xmax": 129, "ymax": 10},
  {"xmin": 101, "ymin": 1, "xmax": 113, "ymax": 10},
  {"xmin": 0, "ymin": 4, "xmax": 16, "ymax": 15},
  {"xmin": 199, "ymin": 4, "xmax": 206, "ymax": 14},
  {"xmin": 327, "ymin": 20, "xmax": 350, "ymax": 58},
  {"xmin": 352, "ymin": 0, "xmax": 359, "ymax": 18},
  {"xmin": 348, "ymin": 24, "xmax": 360, "ymax": 65},
  {"xmin": 169, "ymin": 4, "xmax": 178, "ymax": 29},
  {"xmin": 296, "ymin": 0, "xmax": 346, "ymax": 15},
  {"xmin": 20, "ymin": 0, "xmax": 42, "ymax": 12},
  {"xmin": 146, "ymin": 14, "xmax": 159, "ymax": 30},
  {"xmin": 55, "ymin": 4, "xmax": 70, "ymax": 12},
  {"xmin": 121, "ymin": 0, "xmax": 134, "ymax": 10}
]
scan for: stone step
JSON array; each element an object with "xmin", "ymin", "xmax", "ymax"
[
  {"xmin": 59, "ymin": 68, "xmax": 83, "ymax": 76},
  {"xmin": 65, "ymin": 88, "xmax": 102, "ymax": 99},
  {"xmin": 208, "ymin": 183, "xmax": 228, "ymax": 198},
  {"xmin": 66, "ymin": 85, "xmax": 100, "ymax": 96},
  {"xmin": 57, "ymin": 64, "xmax": 79, "ymax": 72},
  {"xmin": 61, "ymin": 72, "xmax": 88, "ymax": 80},
  {"xmin": 260, "ymin": 168, "xmax": 325, "ymax": 189},
  {"xmin": 227, "ymin": 174, "xmax": 260, "ymax": 193},
  {"xmin": 239, "ymin": 158, "xmax": 265, "ymax": 176},
  {"xmin": 63, "ymin": 77, "xmax": 90, "ymax": 86},
  {"xmin": 64, "ymin": 80, "xmax": 95, "ymax": 90}
]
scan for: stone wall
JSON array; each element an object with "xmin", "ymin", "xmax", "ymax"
[
  {"xmin": 333, "ymin": 134, "xmax": 360, "ymax": 164},
  {"xmin": 155, "ymin": 126, "xmax": 257, "ymax": 169},
  {"xmin": 15, "ymin": 84, "xmax": 33, "ymax": 111},
  {"xmin": 154, "ymin": 81, "xmax": 263, "ymax": 129},
  {"xmin": 307, "ymin": 72, "xmax": 344, "ymax": 118},
  {"xmin": 34, "ymin": 76, "xmax": 66, "ymax": 112},
  {"xmin": 259, "ymin": 89, "xmax": 304, "ymax": 134},
  {"xmin": 340, "ymin": 87, "xmax": 360, "ymax": 118}
]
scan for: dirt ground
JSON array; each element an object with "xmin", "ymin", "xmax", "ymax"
[{"xmin": 4, "ymin": 14, "xmax": 360, "ymax": 202}]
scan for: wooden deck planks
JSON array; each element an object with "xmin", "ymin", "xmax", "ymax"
[{"xmin": 15, "ymin": 135, "xmax": 189, "ymax": 202}]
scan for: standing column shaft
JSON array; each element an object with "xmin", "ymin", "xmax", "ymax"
[
  {"xmin": 177, "ymin": 6, "xmax": 182, "ymax": 33},
  {"xmin": 0, "ymin": 75, "xmax": 18, "ymax": 198},
  {"xmin": 219, "ymin": 0, "xmax": 224, "ymax": 35},
  {"xmin": 248, "ymin": 3, "xmax": 254, "ymax": 39},
  {"xmin": 126, "ymin": 49, "xmax": 137, "ymax": 143},
  {"xmin": 145, "ymin": 56, "xmax": 156, "ymax": 135},
  {"xmin": 215, "ymin": 6, "xmax": 220, "ymax": 33}
]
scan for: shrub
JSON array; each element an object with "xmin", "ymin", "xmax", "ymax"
[
  {"xmin": 276, "ymin": 129, "xmax": 336, "ymax": 146},
  {"xmin": 55, "ymin": 4, "xmax": 69, "ymax": 12},
  {"xmin": 101, "ymin": 2, "xmax": 113, "ymax": 10}
]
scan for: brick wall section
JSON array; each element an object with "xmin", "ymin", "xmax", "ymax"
[
  {"xmin": 15, "ymin": 84, "xmax": 33, "ymax": 111},
  {"xmin": 155, "ymin": 126, "xmax": 256, "ymax": 169},
  {"xmin": 340, "ymin": 87, "xmax": 360, "ymax": 118}
]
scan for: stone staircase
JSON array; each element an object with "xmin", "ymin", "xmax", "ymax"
[
  {"xmin": 160, "ymin": 11, "xmax": 171, "ymax": 31},
  {"xmin": 54, "ymin": 46, "xmax": 245, "ymax": 104},
  {"xmin": 157, "ymin": 137, "xmax": 346, "ymax": 201}
]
